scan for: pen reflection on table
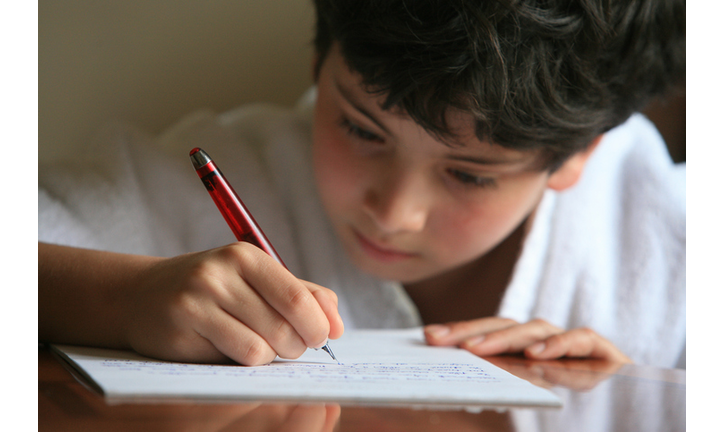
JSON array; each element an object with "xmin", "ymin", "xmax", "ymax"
[{"xmin": 189, "ymin": 147, "xmax": 338, "ymax": 363}]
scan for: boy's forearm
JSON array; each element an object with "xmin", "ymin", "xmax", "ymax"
[{"xmin": 38, "ymin": 242, "xmax": 162, "ymax": 348}]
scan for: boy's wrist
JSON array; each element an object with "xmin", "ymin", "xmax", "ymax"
[{"xmin": 38, "ymin": 242, "xmax": 162, "ymax": 349}]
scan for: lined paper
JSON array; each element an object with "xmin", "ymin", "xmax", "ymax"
[{"xmin": 53, "ymin": 328, "xmax": 561, "ymax": 408}]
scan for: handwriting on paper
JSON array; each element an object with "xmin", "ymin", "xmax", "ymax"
[{"xmin": 99, "ymin": 359, "xmax": 500, "ymax": 385}]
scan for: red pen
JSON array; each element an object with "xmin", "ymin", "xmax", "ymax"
[
  {"xmin": 189, "ymin": 147, "xmax": 286, "ymax": 266},
  {"xmin": 189, "ymin": 147, "xmax": 338, "ymax": 362}
]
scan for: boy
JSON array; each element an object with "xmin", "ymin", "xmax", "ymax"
[{"xmin": 39, "ymin": 0, "xmax": 685, "ymax": 368}]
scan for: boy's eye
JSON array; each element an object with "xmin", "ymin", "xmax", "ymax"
[
  {"xmin": 447, "ymin": 168, "xmax": 497, "ymax": 188},
  {"xmin": 339, "ymin": 118, "xmax": 384, "ymax": 143}
]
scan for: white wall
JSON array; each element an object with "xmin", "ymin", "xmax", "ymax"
[{"xmin": 39, "ymin": 0, "xmax": 316, "ymax": 162}]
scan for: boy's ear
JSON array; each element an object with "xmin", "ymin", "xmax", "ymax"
[{"xmin": 546, "ymin": 134, "xmax": 604, "ymax": 191}]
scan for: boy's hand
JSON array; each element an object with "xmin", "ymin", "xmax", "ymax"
[
  {"xmin": 125, "ymin": 243, "xmax": 344, "ymax": 366},
  {"xmin": 38, "ymin": 242, "xmax": 343, "ymax": 367},
  {"xmin": 423, "ymin": 317, "xmax": 631, "ymax": 363}
]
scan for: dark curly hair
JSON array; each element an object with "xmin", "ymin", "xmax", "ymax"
[{"xmin": 313, "ymin": 0, "xmax": 685, "ymax": 170}]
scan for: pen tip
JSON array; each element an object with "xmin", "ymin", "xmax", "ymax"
[{"xmin": 321, "ymin": 343, "xmax": 339, "ymax": 363}]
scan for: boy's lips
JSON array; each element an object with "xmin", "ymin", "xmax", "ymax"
[{"xmin": 352, "ymin": 230, "xmax": 418, "ymax": 263}]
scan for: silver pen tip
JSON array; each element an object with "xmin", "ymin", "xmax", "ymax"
[{"xmin": 320, "ymin": 343, "xmax": 340, "ymax": 364}]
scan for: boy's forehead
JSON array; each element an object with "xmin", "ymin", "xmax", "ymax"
[{"xmin": 328, "ymin": 43, "xmax": 544, "ymax": 169}]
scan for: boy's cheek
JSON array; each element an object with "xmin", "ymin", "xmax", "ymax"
[
  {"xmin": 426, "ymin": 205, "xmax": 520, "ymax": 265},
  {"xmin": 313, "ymin": 137, "xmax": 363, "ymax": 215},
  {"xmin": 429, "ymin": 225, "xmax": 493, "ymax": 265}
]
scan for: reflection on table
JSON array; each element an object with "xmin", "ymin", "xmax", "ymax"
[
  {"xmin": 487, "ymin": 356, "xmax": 685, "ymax": 432},
  {"xmin": 39, "ymin": 347, "xmax": 685, "ymax": 432}
]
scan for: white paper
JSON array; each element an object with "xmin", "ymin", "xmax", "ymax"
[{"xmin": 52, "ymin": 328, "xmax": 561, "ymax": 408}]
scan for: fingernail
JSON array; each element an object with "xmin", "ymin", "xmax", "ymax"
[
  {"xmin": 462, "ymin": 335, "xmax": 486, "ymax": 348},
  {"xmin": 425, "ymin": 325, "xmax": 450, "ymax": 339},
  {"xmin": 527, "ymin": 342, "xmax": 546, "ymax": 355}
]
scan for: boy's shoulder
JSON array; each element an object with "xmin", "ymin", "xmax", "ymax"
[
  {"xmin": 217, "ymin": 88, "xmax": 316, "ymax": 146},
  {"xmin": 606, "ymin": 114, "xmax": 684, "ymax": 224},
  {"xmin": 548, "ymin": 112, "xmax": 685, "ymax": 268},
  {"xmin": 572, "ymin": 113, "xmax": 685, "ymax": 218},
  {"xmin": 543, "ymin": 114, "xmax": 686, "ymax": 310}
]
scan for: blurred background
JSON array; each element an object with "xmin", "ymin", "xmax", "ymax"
[
  {"xmin": 39, "ymin": 0, "xmax": 316, "ymax": 162},
  {"xmin": 38, "ymin": 0, "xmax": 684, "ymax": 163}
]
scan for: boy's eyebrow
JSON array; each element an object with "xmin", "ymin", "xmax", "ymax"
[
  {"xmin": 335, "ymin": 80, "xmax": 392, "ymax": 135},
  {"xmin": 446, "ymin": 145, "xmax": 542, "ymax": 167},
  {"xmin": 446, "ymin": 154, "xmax": 524, "ymax": 166}
]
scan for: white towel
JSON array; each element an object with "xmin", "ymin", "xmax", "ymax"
[{"xmin": 499, "ymin": 114, "xmax": 686, "ymax": 368}]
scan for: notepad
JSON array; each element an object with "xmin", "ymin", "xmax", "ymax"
[{"xmin": 52, "ymin": 328, "xmax": 561, "ymax": 409}]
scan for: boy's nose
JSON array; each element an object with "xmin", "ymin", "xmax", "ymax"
[{"xmin": 362, "ymin": 171, "xmax": 429, "ymax": 234}]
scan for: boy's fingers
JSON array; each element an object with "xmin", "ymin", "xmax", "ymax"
[
  {"xmin": 424, "ymin": 317, "xmax": 519, "ymax": 345},
  {"xmin": 303, "ymin": 281, "xmax": 345, "ymax": 340},
  {"xmin": 200, "ymin": 257, "xmax": 307, "ymax": 359},
  {"xmin": 524, "ymin": 328, "xmax": 632, "ymax": 363},
  {"xmin": 234, "ymin": 245, "xmax": 330, "ymax": 349},
  {"xmin": 459, "ymin": 319, "xmax": 564, "ymax": 357},
  {"xmin": 196, "ymin": 311, "xmax": 278, "ymax": 366},
  {"xmin": 428, "ymin": 314, "xmax": 633, "ymax": 364},
  {"xmin": 214, "ymin": 284, "xmax": 308, "ymax": 360}
]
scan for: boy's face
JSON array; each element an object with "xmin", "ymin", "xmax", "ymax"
[{"xmin": 312, "ymin": 45, "xmax": 557, "ymax": 284}]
